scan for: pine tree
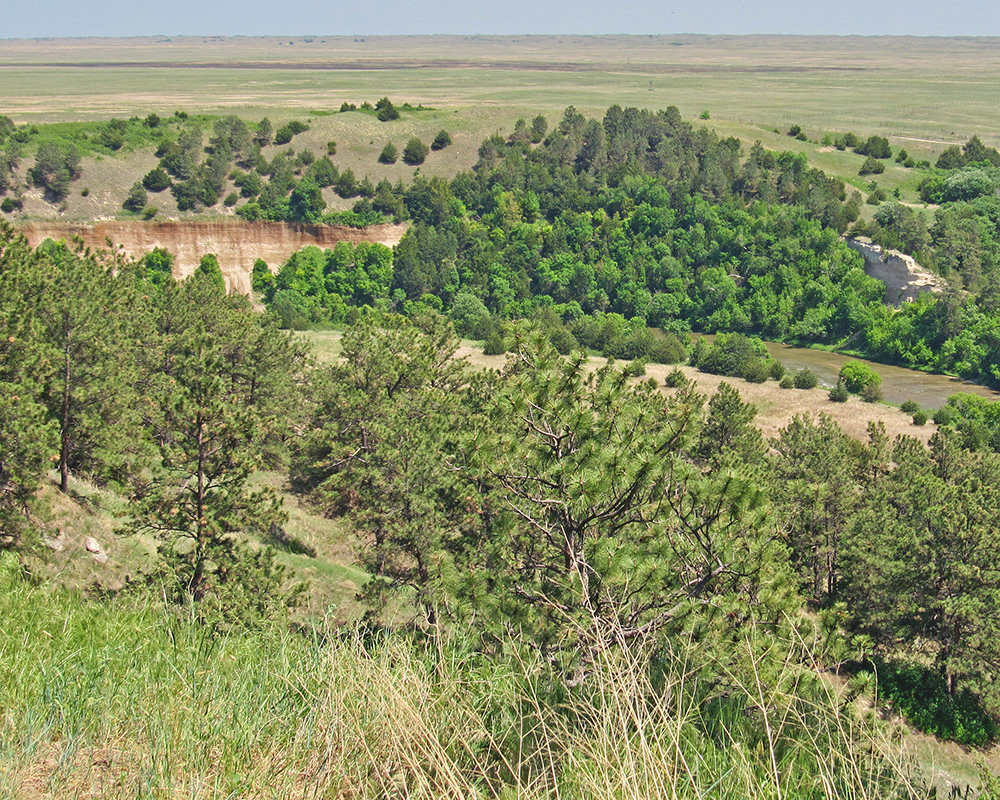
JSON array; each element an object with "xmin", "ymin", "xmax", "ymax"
[
  {"xmin": 464, "ymin": 333, "xmax": 785, "ymax": 664},
  {"xmin": 130, "ymin": 273, "xmax": 308, "ymax": 608},
  {"xmin": 294, "ymin": 312, "xmax": 469, "ymax": 625},
  {"xmin": 378, "ymin": 142, "xmax": 398, "ymax": 164},
  {"xmin": 0, "ymin": 225, "xmax": 58, "ymax": 545}
]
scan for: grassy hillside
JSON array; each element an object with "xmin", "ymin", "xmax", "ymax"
[{"xmin": 1, "ymin": 35, "xmax": 996, "ymax": 220}]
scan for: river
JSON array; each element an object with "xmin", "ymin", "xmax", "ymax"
[{"xmin": 692, "ymin": 334, "xmax": 999, "ymax": 409}]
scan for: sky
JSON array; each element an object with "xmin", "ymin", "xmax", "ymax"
[{"xmin": 3, "ymin": 0, "xmax": 999, "ymax": 39}]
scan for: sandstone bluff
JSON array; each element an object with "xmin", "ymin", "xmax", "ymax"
[{"xmin": 19, "ymin": 220, "xmax": 409, "ymax": 294}]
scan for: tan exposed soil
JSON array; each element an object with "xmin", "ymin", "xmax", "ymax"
[
  {"xmin": 18, "ymin": 220, "xmax": 408, "ymax": 293},
  {"xmin": 456, "ymin": 343, "xmax": 935, "ymax": 445}
]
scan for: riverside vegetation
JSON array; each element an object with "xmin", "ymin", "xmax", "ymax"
[{"xmin": 4, "ymin": 105, "xmax": 1000, "ymax": 796}]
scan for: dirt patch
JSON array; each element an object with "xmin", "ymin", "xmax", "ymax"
[{"xmin": 18, "ymin": 220, "xmax": 408, "ymax": 294}]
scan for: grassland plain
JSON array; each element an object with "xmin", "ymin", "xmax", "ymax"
[{"xmin": 2, "ymin": 35, "xmax": 999, "ymax": 177}]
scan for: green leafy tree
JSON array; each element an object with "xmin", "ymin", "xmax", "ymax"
[
  {"xmin": 196, "ymin": 253, "xmax": 226, "ymax": 294},
  {"xmin": 288, "ymin": 179, "xmax": 326, "ymax": 223},
  {"xmin": 143, "ymin": 247, "xmax": 174, "ymax": 286},
  {"xmin": 839, "ymin": 360, "xmax": 882, "ymax": 394}
]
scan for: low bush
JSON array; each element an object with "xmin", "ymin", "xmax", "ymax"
[
  {"xmin": 742, "ymin": 359, "xmax": 770, "ymax": 383},
  {"xmin": 860, "ymin": 382, "xmax": 883, "ymax": 403},
  {"xmin": 858, "ymin": 658, "xmax": 998, "ymax": 746},
  {"xmin": 793, "ymin": 368, "xmax": 818, "ymax": 390},
  {"xmin": 664, "ymin": 367, "xmax": 688, "ymax": 388}
]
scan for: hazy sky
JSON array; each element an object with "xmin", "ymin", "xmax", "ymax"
[{"xmin": 4, "ymin": 0, "xmax": 999, "ymax": 39}]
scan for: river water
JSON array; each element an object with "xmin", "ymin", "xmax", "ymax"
[
  {"xmin": 759, "ymin": 341, "xmax": 998, "ymax": 409},
  {"xmin": 692, "ymin": 334, "xmax": 999, "ymax": 409}
]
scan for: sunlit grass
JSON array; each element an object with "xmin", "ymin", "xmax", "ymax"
[{"xmin": 0, "ymin": 554, "xmax": 925, "ymax": 799}]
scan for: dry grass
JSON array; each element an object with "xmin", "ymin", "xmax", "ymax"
[
  {"xmin": 0, "ymin": 580, "xmax": 925, "ymax": 800},
  {"xmin": 452, "ymin": 340, "xmax": 936, "ymax": 444},
  {"xmin": 301, "ymin": 330, "xmax": 938, "ymax": 443},
  {"xmin": 3, "ymin": 34, "xmax": 999, "ymax": 147}
]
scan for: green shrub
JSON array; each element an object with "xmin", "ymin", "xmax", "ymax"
[
  {"xmin": 913, "ymin": 410, "xmax": 928, "ymax": 425},
  {"xmin": 123, "ymin": 181, "xmax": 147, "ymax": 213},
  {"xmin": 779, "ymin": 374, "xmax": 794, "ymax": 389},
  {"xmin": 663, "ymin": 367, "xmax": 688, "ymax": 388},
  {"xmin": 402, "ymin": 137, "xmax": 429, "ymax": 166},
  {"xmin": 934, "ymin": 405, "xmax": 958, "ymax": 425},
  {"xmin": 375, "ymin": 97, "xmax": 399, "ymax": 122},
  {"xmin": 143, "ymin": 166, "xmax": 171, "ymax": 192},
  {"xmin": 697, "ymin": 333, "xmax": 768, "ymax": 378},
  {"xmin": 860, "ymin": 382, "xmax": 883, "ymax": 403},
  {"xmin": 768, "ymin": 360, "xmax": 786, "ymax": 381},
  {"xmin": 829, "ymin": 381, "xmax": 850, "ymax": 402},
  {"xmin": 378, "ymin": 142, "xmax": 398, "ymax": 164},
  {"xmin": 431, "ymin": 130, "xmax": 452, "ymax": 151},
  {"xmin": 482, "ymin": 331, "xmax": 507, "ymax": 355},
  {"xmin": 793, "ymin": 368, "xmax": 818, "ymax": 390},
  {"xmin": 864, "ymin": 659, "xmax": 999, "ymax": 746},
  {"xmin": 274, "ymin": 120, "xmax": 308, "ymax": 145},
  {"xmin": 899, "ymin": 399, "xmax": 920, "ymax": 414},
  {"xmin": 839, "ymin": 360, "xmax": 882, "ymax": 394},
  {"xmin": 741, "ymin": 359, "xmax": 770, "ymax": 383},
  {"xmin": 623, "ymin": 359, "xmax": 647, "ymax": 378}
]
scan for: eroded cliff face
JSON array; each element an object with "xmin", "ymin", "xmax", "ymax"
[
  {"xmin": 19, "ymin": 220, "xmax": 408, "ymax": 294},
  {"xmin": 845, "ymin": 238, "xmax": 945, "ymax": 306}
]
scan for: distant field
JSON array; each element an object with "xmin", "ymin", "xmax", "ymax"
[
  {"xmin": 3, "ymin": 34, "xmax": 999, "ymax": 217},
  {"xmin": 2, "ymin": 34, "xmax": 999, "ymax": 145}
]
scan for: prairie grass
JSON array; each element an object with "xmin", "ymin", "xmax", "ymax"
[{"xmin": 0, "ymin": 552, "xmax": 923, "ymax": 799}]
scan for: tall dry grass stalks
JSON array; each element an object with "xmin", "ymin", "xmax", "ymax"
[{"xmin": 0, "ymin": 556, "xmax": 922, "ymax": 799}]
